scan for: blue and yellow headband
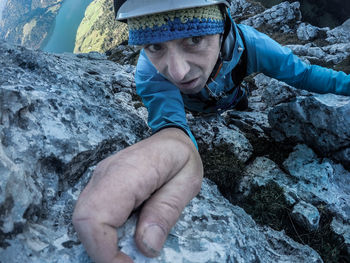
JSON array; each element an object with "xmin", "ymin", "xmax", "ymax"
[{"xmin": 127, "ymin": 5, "xmax": 225, "ymax": 45}]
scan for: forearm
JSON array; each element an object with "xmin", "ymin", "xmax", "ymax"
[
  {"xmin": 298, "ymin": 64, "xmax": 350, "ymax": 96},
  {"xmin": 244, "ymin": 25, "xmax": 350, "ymax": 96}
]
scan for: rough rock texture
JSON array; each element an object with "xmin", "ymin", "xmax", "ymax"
[
  {"xmin": 296, "ymin": 22, "xmax": 324, "ymax": 41},
  {"xmin": 326, "ymin": 18, "xmax": 350, "ymax": 44},
  {"xmin": 331, "ymin": 217, "xmax": 350, "ymax": 255},
  {"xmin": 0, "ymin": 0, "xmax": 63, "ymax": 49},
  {"xmin": 229, "ymin": 0, "xmax": 265, "ymax": 22},
  {"xmin": 269, "ymin": 95, "xmax": 350, "ymax": 168},
  {"xmin": 256, "ymin": 0, "xmax": 350, "ymax": 28},
  {"xmin": 287, "ymin": 18, "xmax": 350, "ymax": 70},
  {"xmin": 241, "ymin": 1, "xmax": 302, "ymax": 33},
  {"xmin": 1, "ymin": 0, "xmax": 350, "ymax": 262},
  {"xmin": 0, "ymin": 40, "xmax": 148, "ymax": 238},
  {"xmin": 117, "ymin": 179, "xmax": 322, "ymax": 263},
  {"xmin": 291, "ymin": 200, "xmax": 320, "ymax": 232},
  {"xmin": 286, "ymin": 42, "xmax": 350, "ymax": 65},
  {"xmin": 269, "ymin": 94, "xmax": 350, "ymax": 168}
]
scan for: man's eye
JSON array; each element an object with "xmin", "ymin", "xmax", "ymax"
[
  {"xmin": 145, "ymin": 44, "xmax": 162, "ymax": 53},
  {"xmin": 187, "ymin": 36, "xmax": 203, "ymax": 45}
]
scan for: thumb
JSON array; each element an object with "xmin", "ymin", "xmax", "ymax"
[
  {"xmin": 134, "ymin": 170, "xmax": 202, "ymax": 257},
  {"xmin": 136, "ymin": 223, "xmax": 168, "ymax": 257}
]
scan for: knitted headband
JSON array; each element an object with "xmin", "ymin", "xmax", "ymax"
[{"xmin": 127, "ymin": 5, "xmax": 225, "ymax": 45}]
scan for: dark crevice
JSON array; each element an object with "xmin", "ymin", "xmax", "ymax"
[
  {"xmin": 199, "ymin": 144, "xmax": 245, "ymax": 198},
  {"xmin": 0, "ymin": 195, "xmax": 24, "ymax": 248}
]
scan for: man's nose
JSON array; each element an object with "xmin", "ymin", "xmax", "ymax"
[{"xmin": 166, "ymin": 52, "xmax": 190, "ymax": 82}]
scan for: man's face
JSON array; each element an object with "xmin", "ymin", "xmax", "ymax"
[{"xmin": 143, "ymin": 34, "xmax": 221, "ymax": 94}]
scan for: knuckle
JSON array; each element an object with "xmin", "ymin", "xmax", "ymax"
[
  {"xmin": 72, "ymin": 199, "xmax": 90, "ymax": 222},
  {"xmin": 72, "ymin": 194, "xmax": 97, "ymax": 230},
  {"xmin": 142, "ymin": 200, "xmax": 182, "ymax": 232},
  {"xmin": 93, "ymin": 159, "xmax": 108, "ymax": 176},
  {"xmin": 72, "ymin": 207, "xmax": 88, "ymax": 229},
  {"xmin": 161, "ymin": 199, "xmax": 183, "ymax": 219},
  {"xmin": 192, "ymin": 175, "xmax": 203, "ymax": 194}
]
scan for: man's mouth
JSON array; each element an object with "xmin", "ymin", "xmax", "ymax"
[{"xmin": 177, "ymin": 77, "xmax": 199, "ymax": 90}]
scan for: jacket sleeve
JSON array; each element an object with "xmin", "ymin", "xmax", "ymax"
[
  {"xmin": 135, "ymin": 50, "xmax": 198, "ymax": 149},
  {"xmin": 240, "ymin": 24, "xmax": 350, "ymax": 96}
]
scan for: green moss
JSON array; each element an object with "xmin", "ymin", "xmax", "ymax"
[
  {"xmin": 240, "ymin": 181, "xmax": 348, "ymax": 262},
  {"xmin": 242, "ymin": 181, "xmax": 290, "ymax": 228},
  {"xmin": 199, "ymin": 144, "xmax": 245, "ymax": 202},
  {"xmin": 303, "ymin": 209, "xmax": 348, "ymax": 263}
]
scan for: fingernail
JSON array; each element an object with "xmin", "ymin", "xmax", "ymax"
[{"xmin": 142, "ymin": 224, "xmax": 166, "ymax": 256}]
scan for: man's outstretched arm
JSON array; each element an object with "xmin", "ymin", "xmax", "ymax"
[{"xmin": 72, "ymin": 127, "xmax": 203, "ymax": 263}]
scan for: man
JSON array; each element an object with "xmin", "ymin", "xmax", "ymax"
[{"xmin": 72, "ymin": 1, "xmax": 350, "ymax": 262}]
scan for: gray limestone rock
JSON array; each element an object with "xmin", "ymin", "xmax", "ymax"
[
  {"xmin": 0, "ymin": 144, "xmax": 42, "ymax": 234},
  {"xmin": 291, "ymin": 201, "xmax": 320, "ymax": 232},
  {"xmin": 256, "ymin": 73, "xmax": 306, "ymax": 107},
  {"xmin": 187, "ymin": 114, "xmax": 253, "ymax": 163},
  {"xmin": 0, "ymin": 178, "xmax": 324, "ymax": 263},
  {"xmin": 241, "ymin": 1, "xmax": 301, "ymax": 32},
  {"xmin": 238, "ymin": 144, "xmax": 350, "ymax": 247},
  {"xmin": 0, "ymin": 40, "xmax": 149, "ymax": 240},
  {"xmin": 268, "ymin": 93, "xmax": 350, "ymax": 168},
  {"xmin": 297, "ymin": 22, "xmax": 322, "ymax": 41},
  {"xmin": 282, "ymin": 145, "xmax": 350, "ymax": 221},
  {"xmin": 229, "ymin": 0, "xmax": 265, "ymax": 20},
  {"xmin": 286, "ymin": 42, "xmax": 350, "ymax": 65},
  {"xmin": 326, "ymin": 18, "xmax": 350, "ymax": 44},
  {"xmin": 117, "ymin": 179, "xmax": 323, "ymax": 263}
]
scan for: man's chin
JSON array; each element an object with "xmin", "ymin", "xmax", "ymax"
[{"xmin": 179, "ymin": 85, "xmax": 204, "ymax": 95}]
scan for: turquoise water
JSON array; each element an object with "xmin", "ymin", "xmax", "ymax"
[{"xmin": 42, "ymin": 0, "xmax": 93, "ymax": 53}]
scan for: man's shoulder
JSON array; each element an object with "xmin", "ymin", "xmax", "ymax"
[
  {"xmin": 236, "ymin": 24, "xmax": 271, "ymax": 45},
  {"xmin": 236, "ymin": 23, "xmax": 285, "ymax": 57}
]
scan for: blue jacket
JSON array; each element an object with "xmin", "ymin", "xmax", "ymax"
[{"xmin": 135, "ymin": 19, "xmax": 350, "ymax": 149}]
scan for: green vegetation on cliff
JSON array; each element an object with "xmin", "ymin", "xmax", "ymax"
[
  {"xmin": 0, "ymin": 0, "xmax": 63, "ymax": 49},
  {"xmin": 74, "ymin": 0, "xmax": 128, "ymax": 54}
]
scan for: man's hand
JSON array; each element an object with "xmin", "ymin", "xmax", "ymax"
[{"xmin": 72, "ymin": 128, "xmax": 203, "ymax": 263}]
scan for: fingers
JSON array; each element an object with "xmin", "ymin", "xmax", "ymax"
[
  {"xmin": 73, "ymin": 162, "xmax": 137, "ymax": 263},
  {"xmin": 135, "ymin": 143, "xmax": 203, "ymax": 257},
  {"xmin": 73, "ymin": 216, "xmax": 133, "ymax": 263},
  {"xmin": 73, "ymin": 128, "xmax": 202, "ymax": 262}
]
